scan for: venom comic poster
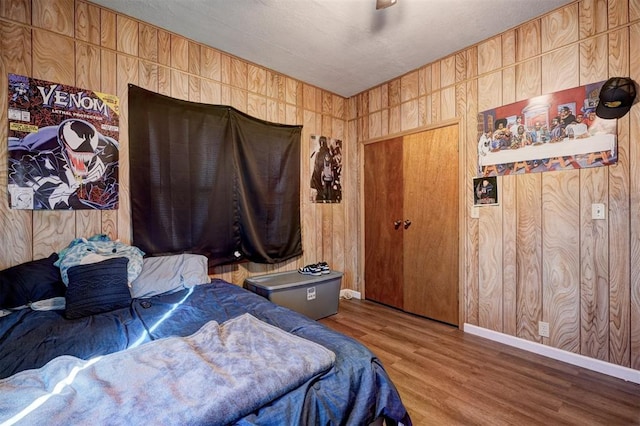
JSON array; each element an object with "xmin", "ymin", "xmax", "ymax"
[{"xmin": 7, "ymin": 73, "xmax": 120, "ymax": 210}]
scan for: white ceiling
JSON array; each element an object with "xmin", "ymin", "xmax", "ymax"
[{"xmin": 90, "ymin": 0, "xmax": 573, "ymax": 98}]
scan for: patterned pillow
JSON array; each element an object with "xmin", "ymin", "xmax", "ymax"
[
  {"xmin": 55, "ymin": 235, "xmax": 144, "ymax": 286},
  {"xmin": 0, "ymin": 253, "xmax": 66, "ymax": 309},
  {"xmin": 64, "ymin": 257, "xmax": 132, "ymax": 320}
]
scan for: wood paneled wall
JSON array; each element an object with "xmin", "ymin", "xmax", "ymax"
[
  {"xmin": 351, "ymin": 0, "xmax": 640, "ymax": 371},
  {"xmin": 1, "ymin": 0, "xmax": 638, "ymax": 373},
  {"xmin": 0, "ymin": 0, "xmax": 355, "ymax": 289}
]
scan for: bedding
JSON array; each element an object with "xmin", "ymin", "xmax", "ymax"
[
  {"xmin": 0, "ymin": 314, "xmax": 335, "ymax": 425},
  {"xmin": 0, "ymin": 276, "xmax": 411, "ymax": 425},
  {"xmin": 0, "ymin": 253, "xmax": 66, "ymax": 309}
]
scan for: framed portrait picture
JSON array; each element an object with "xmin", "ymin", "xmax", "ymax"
[{"xmin": 473, "ymin": 176, "xmax": 498, "ymax": 206}]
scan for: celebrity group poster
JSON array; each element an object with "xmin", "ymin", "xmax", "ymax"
[
  {"xmin": 309, "ymin": 135, "xmax": 342, "ymax": 203},
  {"xmin": 7, "ymin": 73, "xmax": 120, "ymax": 210},
  {"xmin": 477, "ymin": 80, "xmax": 617, "ymax": 176}
]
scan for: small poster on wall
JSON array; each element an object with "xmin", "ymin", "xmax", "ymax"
[
  {"xmin": 7, "ymin": 73, "xmax": 120, "ymax": 210},
  {"xmin": 473, "ymin": 176, "xmax": 498, "ymax": 206},
  {"xmin": 309, "ymin": 135, "xmax": 342, "ymax": 203},
  {"xmin": 477, "ymin": 80, "xmax": 617, "ymax": 176}
]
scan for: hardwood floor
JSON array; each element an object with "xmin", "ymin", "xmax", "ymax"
[{"xmin": 319, "ymin": 299, "xmax": 640, "ymax": 425}]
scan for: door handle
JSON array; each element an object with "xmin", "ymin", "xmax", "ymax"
[
  {"xmin": 393, "ymin": 220, "xmax": 402, "ymax": 230},
  {"xmin": 404, "ymin": 220, "xmax": 412, "ymax": 229}
]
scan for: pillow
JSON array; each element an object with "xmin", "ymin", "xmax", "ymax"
[
  {"xmin": 0, "ymin": 253, "xmax": 66, "ymax": 309},
  {"xmin": 64, "ymin": 257, "xmax": 132, "ymax": 320},
  {"xmin": 130, "ymin": 254, "xmax": 209, "ymax": 298},
  {"xmin": 181, "ymin": 254, "xmax": 210, "ymax": 287}
]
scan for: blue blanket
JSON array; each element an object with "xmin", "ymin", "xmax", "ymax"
[
  {"xmin": 0, "ymin": 314, "xmax": 334, "ymax": 425},
  {"xmin": 0, "ymin": 280, "xmax": 411, "ymax": 425}
]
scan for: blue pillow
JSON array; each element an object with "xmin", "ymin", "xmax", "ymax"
[
  {"xmin": 65, "ymin": 257, "xmax": 132, "ymax": 320},
  {"xmin": 0, "ymin": 253, "xmax": 66, "ymax": 309}
]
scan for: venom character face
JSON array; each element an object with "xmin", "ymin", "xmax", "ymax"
[{"xmin": 57, "ymin": 119, "xmax": 100, "ymax": 178}]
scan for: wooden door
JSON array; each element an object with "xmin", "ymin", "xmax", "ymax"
[
  {"xmin": 403, "ymin": 125, "xmax": 459, "ymax": 325},
  {"xmin": 364, "ymin": 137, "xmax": 404, "ymax": 309}
]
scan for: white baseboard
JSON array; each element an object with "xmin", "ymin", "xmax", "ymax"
[
  {"xmin": 464, "ymin": 323, "xmax": 640, "ymax": 384},
  {"xmin": 340, "ymin": 289, "xmax": 362, "ymax": 300}
]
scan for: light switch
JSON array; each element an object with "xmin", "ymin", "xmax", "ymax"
[{"xmin": 592, "ymin": 203, "xmax": 605, "ymax": 220}]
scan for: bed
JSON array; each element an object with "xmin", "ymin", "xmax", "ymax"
[{"xmin": 0, "ymin": 240, "xmax": 411, "ymax": 426}]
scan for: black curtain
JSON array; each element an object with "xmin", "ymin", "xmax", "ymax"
[{"xmin": 128, "ymin": 85, "xmax": 302, "ymax": 266}]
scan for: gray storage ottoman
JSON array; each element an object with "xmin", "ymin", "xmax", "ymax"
[{"xmin": 244, "ymin": 270, "xmax": 343, "ymax": 320}]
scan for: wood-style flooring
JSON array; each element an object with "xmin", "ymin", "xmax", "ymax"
[{"xmin": 319, "ymin": 299, "xmax": 640, "ymax": 425}]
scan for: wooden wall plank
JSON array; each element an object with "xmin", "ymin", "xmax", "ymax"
[
  {"xmin": 171, "ymin": 69, "xmax": 189, "ymax": 100},
  {"xmin": 201, "ymin": 46, "xmax": 220, "ymax": 81},
  {"xmin": 33, "ymin": 212, "xmax": 75, "ymax": 258},
  {"xmin": 100, "ymin": 9, "xmax": 116, "ymax": 50},
  {"xmin": 516, "ymin": 174, "xmax": 543, "ymax": 342},
  {"xmin": 248, "ymin": 64, "xmax": 266, "ymax": 96},
  {"xmin": 388, "ymin": 79, "xmax": 401, "ymax": 107},
  {"xmin": 0, "ymin": 0, "xmax": 30, "ymax": 23},
  {"xmin": 610, "ymin": 24, "xmax": 633, "ymax": 368},
  {"xmin": 541, "ymin": 3, "xmax": 579, "ymax": 52},
  {"xmin": 477, "ymin": 71, "xmax": 502, "ymax": 112},
  {"xmin": 188, "ymin": 41, "xmax": 200, "ymax": 76},
  {"xmin": 32, "ymin": 29, "xmax": 74, "ymax": 85},
  {"xmin": 515, "ymin": 59, "xmax": 541, "ymax": 100},
  {"xmin": 115, "ymin": 54, "xmax": 138, "ymax": 244},
  {"xmin": 138, "ymin": 23, "xmax": 158, "ymax": 63},
  {"xmin": 1, "ymin": 21, "xmax": 31, "ymax": 76},
  {"xmin": 464, "ymin": 77, "xmax": 479, "ymax": 326},
  {"xmin": 116, "ymin": 15, "xmax": 138, "ymax": 56},
  {"xmin": 580, "ymin": 166, "xmax": 609, "ymax": 361},
  {"xmin": 440, "ymin": 56, "xmax": 455, "ymax": 87},
  {"xmin": 478, "ymin": 202, "xmax": 503, "ymax": 332},
  {"xmin": 608, "ymin": 0, "xmax": 629, "ymax": 29},
  {"xmin": 632, "ymin": 0, "xmax": 640, "ymax": 21},
  {"xmin": 419, "ymin": 65, "xmax": 431, "ymax": 96},
  {"xmin": 76, "ymin": 42, "xmax": 100, "ymax": 89},
  {"xmin": 138, "ymin": 60, "xmax": 158, "ymax": 91},
  {"xmin": 189, "ymin": 75, "xmax": 201, "ymax": 102},
  {"xmin": 247, "ymin": 93, "xmax": 266, "ymax": 120},
  {"xmin": 440, "ymin": 87, "xmax": 456, "ymax": 120},
  {"xmin": 542, "ymin": 171, "xmax": 581, "ymax": 353},
  {"xmin": 100, "ymin": 48, "xmax": 118, "ymax": 239},
  {"xmin": 629, "ymin": 21, "xmax": 640, "ymax": 371},
  {"xmin": 171, "ymin": 34, "xmax": 189, "ymax": 72},
  {"xmin": 478, "ymin": 37, "xmax": 502, "ymax": 74},
  {"xmin": 32, "ymin": 0, "xmax": 73, "ymax": 36},
  {"xmin": 231, "ymin": 58, "xmax": 247, "ymax": 91},
  {"xmin": 76, "ymin": 1, "xmax": 100, "ymax": 45},
  {"xmin": 516, "ymin": 19, "xmax": 541, "ymax": 61},
  {"xmin": 401, "ymin": 71, "xmax": 418, "ymax": 103},
  {"xmin": 400, "ymin": 100, "xmax": 419, "ymax": 130},
  {"xmin": 157, "ymin": 29, "xmax": 171, "ymax": 66},
  {"xmin": 579, "ymin": 0, "xmax": 608, "ymax": 38},
  {"xmin": 541, "ymin": 46, "xmax": 579, "ymax": 93},
  {"xmin": 502, "ymin": 175, "xmax": 517, "ymax": 336},
  {"xmin": 580, "ymin": 35, "xmax": 608, "ymax": 85}
]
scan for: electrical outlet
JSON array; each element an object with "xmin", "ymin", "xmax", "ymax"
[
  {"xmin": 538, "ymin": 321, "xmax": 549, "ymax": 338},
  {"xmin": 592, "ymin": 203, "xmax": 606, "ymax": 220}
]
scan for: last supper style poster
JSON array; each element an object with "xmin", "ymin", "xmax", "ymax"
[{"xmin": 477, "ymin": 80, "xmax": 617, "ymax": 176}]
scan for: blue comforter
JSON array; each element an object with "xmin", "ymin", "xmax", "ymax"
[{"xmin": 0, "ymin": 279, "xmax": 411, "ymax": 425}]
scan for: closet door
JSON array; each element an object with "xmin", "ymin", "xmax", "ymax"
[
  {"xmin": 403, "ymin": 125, "xmax": 459, "ymax": 325},
  {"xmin": 364, "ymin": 137, "xmax": 404, "ymax": 309}
]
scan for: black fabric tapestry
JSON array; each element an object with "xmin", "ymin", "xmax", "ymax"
[{"xmin": 128, "ymin": 85, "xmax": 302, "ymax": 266}]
